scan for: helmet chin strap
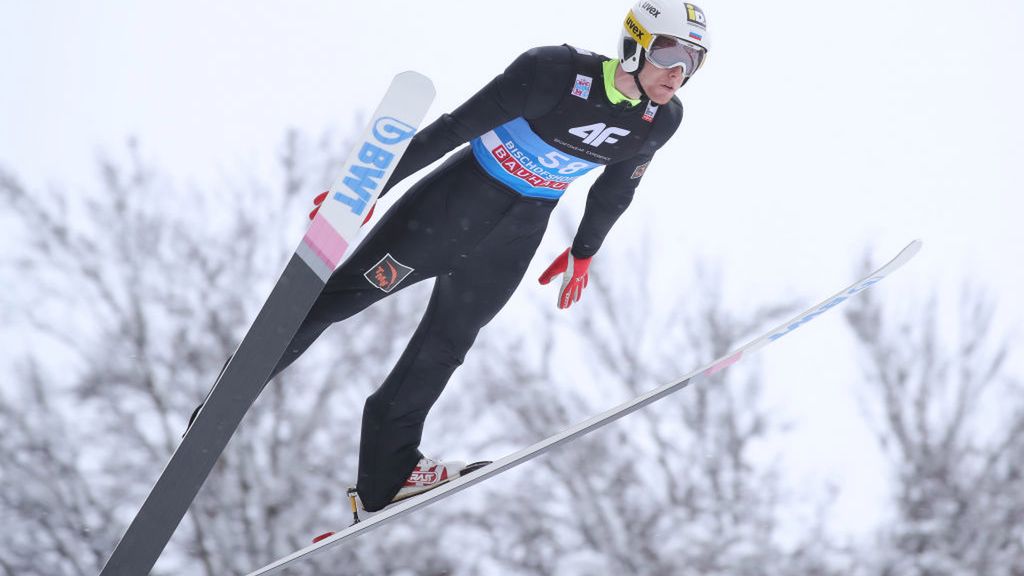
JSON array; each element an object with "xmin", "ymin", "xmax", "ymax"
[{"xmin": 632, "ymin": 73, "xmax": 650, "ymax": 101}]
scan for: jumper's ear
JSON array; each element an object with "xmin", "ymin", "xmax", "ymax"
[{"xmin": 620, "ymin": 37, "xmax": 640, "ymax": 73}]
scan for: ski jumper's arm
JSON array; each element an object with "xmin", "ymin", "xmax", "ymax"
[
  {"xmin": 381, "ymin": 47, "xmax": 574, "ymax": 195},
  {"xmin": 570, "ymin": 103, "xmax": 683, "ymax": 259}
]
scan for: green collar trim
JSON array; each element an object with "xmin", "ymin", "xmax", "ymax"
[{"xmin": 602, "ymin": 59, "xmax": 641, "ymax": 107}]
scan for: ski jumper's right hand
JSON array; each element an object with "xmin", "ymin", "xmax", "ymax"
[
  {"xmin": 308, "ymin": 191, "xmax": 375, "ymax": 225},
  {"xmin": 538, "ymin": 248, "xmax": 592, "ymax": 310}
]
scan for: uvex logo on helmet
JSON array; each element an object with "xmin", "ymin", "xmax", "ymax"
[
  {"xmin": 624, "ymin": 13, "xmax": 649, "ymax": 46},
  {"xmin": 641, "ymin": 1, "xmax": 661, "ymax": 17},
  {"xmin": 569, "ymin": 123, "xmax": 631, "ymax": 147}
]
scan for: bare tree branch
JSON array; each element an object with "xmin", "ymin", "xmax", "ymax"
[{"xmin": 845, "ymin": 254, "xmax": 1024, "ymax": 576}]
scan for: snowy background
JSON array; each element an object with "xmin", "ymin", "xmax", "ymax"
[{"xmin": 2, "ymin": 1, "xmax": 1022, "ymax": 575}]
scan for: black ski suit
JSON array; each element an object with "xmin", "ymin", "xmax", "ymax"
[{"xmin": 272, "ymin": 45, "xmax": 683, "ymax": 511}]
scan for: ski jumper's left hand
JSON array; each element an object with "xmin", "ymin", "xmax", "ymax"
[{"xmin": 538, "ymin": 248, "xmax": 592, "ymax": 310}]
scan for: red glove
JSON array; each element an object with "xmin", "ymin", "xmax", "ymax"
[
  {"xmin": 538, "ymin": 248, "xmax": 592, "ymax": 310},
  {"xmin": 308, "ymin": 191, "xmax": 375, "ymax": 225}
]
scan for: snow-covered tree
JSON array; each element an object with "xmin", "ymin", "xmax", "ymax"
[
  {"xmin": 0, "ymin": 134, "xmax": 460, "ymax": 575},
  {"xmin": 845, "ymin": 264, "xmax": 1024, "ymax": 576}
]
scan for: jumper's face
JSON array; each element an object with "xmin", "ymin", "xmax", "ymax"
[{"xmin": 637, "ymin": 62, "xmax": 684, "ymax": 105}]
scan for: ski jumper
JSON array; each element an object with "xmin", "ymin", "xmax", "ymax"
[{"xmin": 272, "ymin": 45, "xmax": 683, "ymax": 511}]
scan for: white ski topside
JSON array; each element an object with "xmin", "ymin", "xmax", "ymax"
[
  {"xmin": 246, "ymin": 239, "xmax": 922, "ymax": 576},
  {"xmin": 298, "ymin": 71, "xmax": 434, "ymax": 281},
  {"xmin": 98, "ymin": 72, "xmax": 436, "ymax": 576}
]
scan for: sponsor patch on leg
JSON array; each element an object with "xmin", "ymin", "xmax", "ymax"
[
  {"xmin": 630, "ymin": 161, "xmax": 650, "ymax": 179},
  {"xmin": 364, "ymin": 253, "xmax": 414, "ymax": 293}
]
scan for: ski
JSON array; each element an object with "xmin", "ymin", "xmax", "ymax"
[
  {"xmin": 98, "ymin": 72, "xmax": 435, "ymax": 576},
  {"xmin": 244, "ymin": 240, "xmax": 922, "ymax": 576}
]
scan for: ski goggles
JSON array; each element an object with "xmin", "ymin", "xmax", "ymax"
[{"xmin": 646, "ymin": 34, "xmax": 707, "ymax": 76}]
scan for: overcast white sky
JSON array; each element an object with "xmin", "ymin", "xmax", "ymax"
[{"xmin": 2, "ymin": 0, "xmax": 1022, "ymax": 539}]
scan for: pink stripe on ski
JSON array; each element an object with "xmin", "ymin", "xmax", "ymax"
[
  {"xmin": 703, "ymin": 351, "xmax": 743, "ymax": 376},
  {"xmin": 302, "ymin": 216, "xmax": 349, "ymax": 271}
]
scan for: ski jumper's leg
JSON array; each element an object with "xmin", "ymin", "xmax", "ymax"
[
  {"xmin": 356, "ymin": 185, "xmax": 555, "ymax": 511},
  {"xmin": 270, "ymin": 163, "xmax": 458, "ymax": 379}
]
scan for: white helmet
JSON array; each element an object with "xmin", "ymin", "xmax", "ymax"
[{"xmin": 619, "ymin": 1, "xmax": 711, "ymax": 78}]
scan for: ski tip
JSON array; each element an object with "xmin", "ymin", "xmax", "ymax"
[
  {"xmin": 393, "ymin": 71, "xmax": 435, "ymax": 96},
  {"xmin": 891, "ymin": 239, "xmax": 923, "ymax": 269}
]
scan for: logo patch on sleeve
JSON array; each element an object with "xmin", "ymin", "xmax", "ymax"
[
  {"xmin": 572, "ymin": 74, "xmax": 593, "ymax": 99},
  {"xmin": 630, "ymin": 161, "xmax": 650, "ymax": 179},
  {"xmin": 364, "ymin": 253, "xmax": 414, "ymax": 293}
]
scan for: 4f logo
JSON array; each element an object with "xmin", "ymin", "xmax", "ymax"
[{"xmin": 569, "ymin": 123, "xmax": 631, "ymax": 147}]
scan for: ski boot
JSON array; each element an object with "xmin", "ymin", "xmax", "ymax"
[{"xmin": 312, "ymin": 457, "xmax": 490, "ymax": 543}]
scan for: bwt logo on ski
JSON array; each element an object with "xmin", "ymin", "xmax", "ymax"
[
  {"xmin": 334, "ymin": 116, "xmax": 416, "ymax": 216},
  {"xmin": 767, "ymin": 276, "xmax": 883, "ymax": 341},
  {"xmin": 569, "ymin": 123, "xmax": 631, "ymax": 147}
]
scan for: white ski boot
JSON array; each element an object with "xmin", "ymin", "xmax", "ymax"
[
  {"xmin": 392, "ymin": 456, "xmax": 467, "ymax": 502},
  {"xmin": 313, "ymin": 457, "xmax": 490, "ymax": 542}
]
